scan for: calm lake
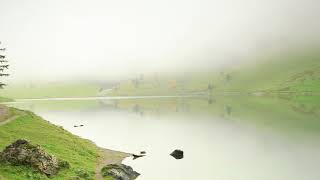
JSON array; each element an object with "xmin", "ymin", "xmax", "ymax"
[{"xmin": 6, "ymin": 96, "xmax": 320, "ymax": 180}]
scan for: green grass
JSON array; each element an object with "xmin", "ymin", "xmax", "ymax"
[
  {"xmin": 0, "ymin": 82, "xmax": 101, "ymax": 99},
  {"xmin": 0, "ymin": 97, "xmax": 13, "ymax": 103},
  {"xmin": 213, "ymin": 50, "xmax": 320, "ymax": 92},
  {"xmin": 0, "ymin": 108, "xmax": 100, "ymax": 180},
  {"xmin": 278, "ymin": 66, "xmax": 320, "ymax": 92},
  {"xmin": 107, "ymin": 49, "xmax": 320, "ymax": 96}
]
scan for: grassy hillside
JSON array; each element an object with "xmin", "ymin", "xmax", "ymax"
[
  {"xmin": 0, "ymin": 108, "xmax": 112, "ymax": 180},
  {"xmin": 213, "ymin": 50, "xmax": 320, "ymax": 92},
  {"xmin": 278, "ymin": 66, "xmax": 320, "ymax": 92},
  {"xmin": 0, "ymin": 97, "xmax": 13, "ymax": 103},
  {"xmin": 0, "ymin": 82, "xmax": 101, "ymax": 99},
  {"xmin": 106, "ymin": 49, "xmax": 320, "ymax": 96}
]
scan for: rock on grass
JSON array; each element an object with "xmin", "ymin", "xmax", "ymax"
[{"xmin": 0, "ymin": 139, "xmax": 69, "ymax": 176}]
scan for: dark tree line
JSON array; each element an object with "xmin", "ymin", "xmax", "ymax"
[{"xmin": 0, "ymin": 41, "xmax": 9, "ymax": 89}]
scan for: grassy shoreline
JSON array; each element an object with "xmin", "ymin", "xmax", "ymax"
[{"xmin": 0, "ymin": 106, "xmax": 129, "ymax": 180}]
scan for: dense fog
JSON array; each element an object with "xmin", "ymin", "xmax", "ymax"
[{"xmin": 0, "ymin": 0, "xmax": 319, "ymax": 82}]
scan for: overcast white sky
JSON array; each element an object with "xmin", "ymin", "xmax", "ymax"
[{"xmin": 0, "ymin": 0, "xmax": 319, "ymax": 82}]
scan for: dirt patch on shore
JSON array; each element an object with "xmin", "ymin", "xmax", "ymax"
[
  {"xmin": 0, "ymin": 105, "xmax": 10, "ymax": 123},
  {"xmin": 95, "ymin": 148, "xmax": 131, "ymax": 180},
  {"xmin": 0, "ymin": 106, "xmax": 23, "ymax": 126}
]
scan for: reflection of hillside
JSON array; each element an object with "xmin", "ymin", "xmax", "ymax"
[
  {"xmin": 108, "ymin": 98, "xmax": 194, "ymax": 116},
  {"xmin": 6, "ymin": 95, "xmax": 320, "ymax": 136},
  {"xmin": 113, "ymin": 96, "xmax": 320, "ymax": 136}
]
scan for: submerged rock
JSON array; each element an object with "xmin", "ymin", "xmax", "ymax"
[
  {"xmin": 101, "ymin": 164, "xmax": 140, "ymax": 180},
  {"xmin": 170, "ymin": 149, "xmax": 184, "ymax": 159},
  {"xmin": 74, "ymin": 125, "xmax": 84, "ymax": 128},
  {"xmin": 140, "ymin": 151, "xmax": 146, "ymax": 155},
  {"xmin": 0, "ymin": 139, "xmax": 69, "ymax": 176}
]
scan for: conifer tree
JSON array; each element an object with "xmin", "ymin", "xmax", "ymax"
[{"xmin": 0, "ymin": 41, "xmax": 9, "ymax": 89}]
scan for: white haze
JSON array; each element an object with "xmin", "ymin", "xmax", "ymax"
[{"xmin": 0, "ymin": 0, "xmax": 319, "ymax": 82}]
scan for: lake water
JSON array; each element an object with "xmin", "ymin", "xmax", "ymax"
[{"xmin": 6, "ymin": 96, "xmax": 320, "ymax": 180}]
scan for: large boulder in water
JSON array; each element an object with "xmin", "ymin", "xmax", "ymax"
[
  {"xmin": 170, "ymin": 149, "xmax": 184, "ymax": 159},
  {"xmin": 0, "ymin": 139, "xmax": 69, "ymax": 176},
  {"xmin": 101, "ymin": 164, "xmax": 140, "ymax": 180}
]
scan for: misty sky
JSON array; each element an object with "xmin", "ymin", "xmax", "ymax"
[{"xmin": 0, "ymin": 0, "xmax": 319, "ymax": 82}]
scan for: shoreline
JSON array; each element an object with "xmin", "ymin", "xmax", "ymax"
[
  {"xmin": 96, "ymin": 148, "xmax": 131, "ymax": 180},
  {"xmin": 0, "ymin": 106, "xmax": 132, "ymax": 179}
]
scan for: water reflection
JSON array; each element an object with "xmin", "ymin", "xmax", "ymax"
[{"xmin": 5, "ymin": 96, "xmax": 320, "ymax": 180}]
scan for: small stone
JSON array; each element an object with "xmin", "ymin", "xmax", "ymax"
[
  {"xmin": 170, "ymin": 149, "xmax": 184, "ymax": 159},
  {"xmin": 140, "ymin": 151, "xmax": 146, "ymax": 155}
]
